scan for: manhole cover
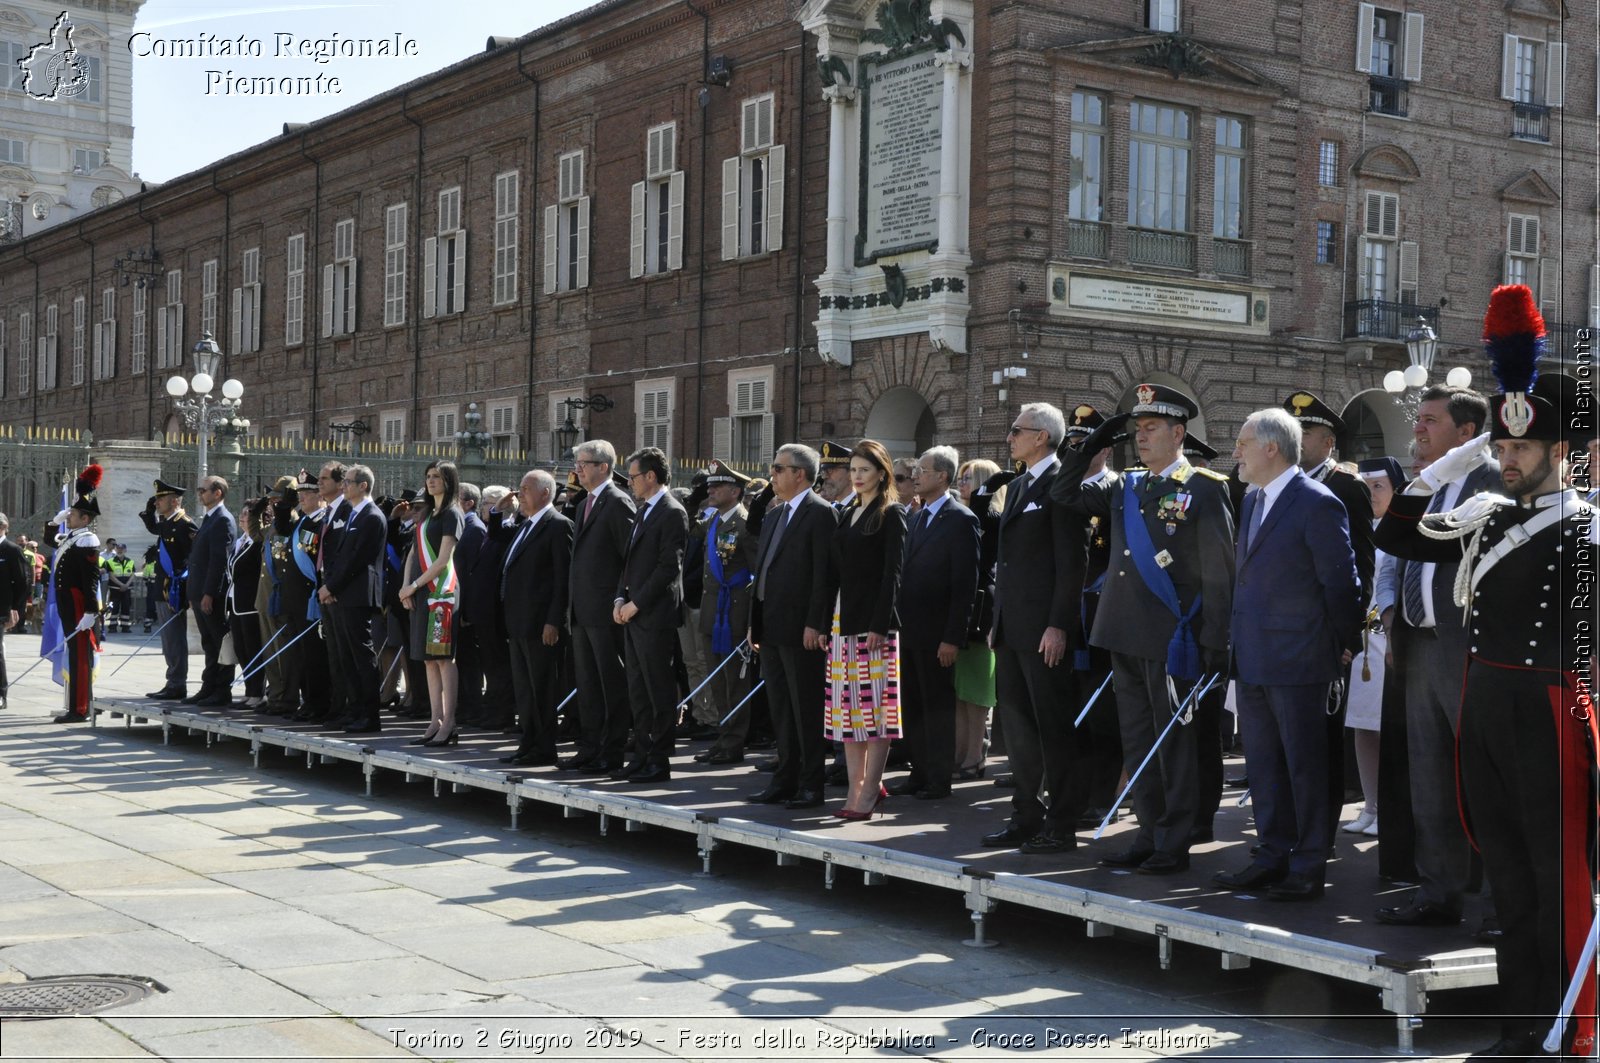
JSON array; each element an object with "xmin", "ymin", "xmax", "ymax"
[{"xmin": 0, "ymin": 975, "xmax": 163, "ymax": 1019}]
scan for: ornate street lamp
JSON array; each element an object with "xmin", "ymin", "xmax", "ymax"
[
  {"xmin": 1384, "ymin": 317, "xmax": 1469, "ymax": 412},
  {"xmin": 166, "ymin": 331, "xmax": 246, "ymax": 481},
  {"xmin": 553, "ymin": 394, "xmax": 614, "ymax": 460}
]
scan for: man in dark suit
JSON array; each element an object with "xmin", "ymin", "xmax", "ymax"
[
  {"xmin": 1376, "ymin": 385, "xmax": 1501, "ymax": 929},
  {"xmin": 0, "ymin": 512, "xmax": 29, "ymax": 709},
  {"xmin": 691, "ymin": 460, "xmax": 758, "ymax": 764},
  {"xmin": 892, "ymin": 446, "xmax": 980, "ymax": 800},
  {"xmin": 978, "ymin": 403, "xmax": 1087, "ymax": 852},
  {"xmin": 186, "ymin": 476, "xmax": 238, "ymax": 707},
  {"xmin": 1214, "ymin": 408, "xmax": 1362, "ymax": 900},
  {"xmin": 749, "ymin": 442, "xmax": 837, "ymax": 808},
  {"xmin": 318, "ymin": 463, "xmax": 387, "ymax": 733},
  {"xmin": 495, "ymin": 470, "xmax": 574, "ymax": 766},
  {"xmin": 453, "ymin": 483, "xmax": 497, "ymax": 726},
  {"xmin": 1053, "ymin": 385, "xmax": 1235, "ymax": 874},
  {"xmin": 140, "ymin": 478, "xmax": 197, "ymax": 700},
  {"xmin": 564, "ymin": 440, "xmax": 637, "ymax": 771},
  {"xmin": 612, "ymin": 447, "xmax": 690, "ymax": 783}
]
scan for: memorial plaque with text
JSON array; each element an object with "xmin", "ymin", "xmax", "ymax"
[{"xmin": 856, "ymin": 49, "xmax": 942, "ymax": 263}]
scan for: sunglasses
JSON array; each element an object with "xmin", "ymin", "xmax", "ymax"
[{"xmin": 1008, "ymin": 425, "xmax": 1041, "ymax": 436}]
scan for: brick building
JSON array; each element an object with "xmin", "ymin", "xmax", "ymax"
[{"xmin": 0, "ymin": 0, "xmax": 1593, "ymax": 469}]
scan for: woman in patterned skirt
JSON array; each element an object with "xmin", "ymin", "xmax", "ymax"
[{"xmin": 824, "ymin": 440, "xmax": 908, "ymax": 820}]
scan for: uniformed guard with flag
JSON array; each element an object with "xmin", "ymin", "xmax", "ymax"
[
  {"xmin": 139, "ymin": 477, "xmax": 196, "ymax": 700},
  {"xmin": 51, "ymin": 465, "xmax": 104, "ymax": 722},
  {"xmin": 1375, "ymin": 285, "xmax": 1598, "ymax": 1059}
]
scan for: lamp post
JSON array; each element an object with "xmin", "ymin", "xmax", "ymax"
[
  {"xmin": 455, "ymin": 401, "xmax": 494, "ymax": 485},
  {"xmin": 552, "ymin": 393, "xmax": 614, "ymax": 462},
  {"xmin": 165, "ymin": 331, "xmax": 246, "ymax": 482},
  {"xmin": 1384, "ymin": 317, "xmax": 1470, "ymax": 414}
]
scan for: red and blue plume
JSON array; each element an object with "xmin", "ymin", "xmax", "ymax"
[
  {"xmin": 75, "ymin": 463, "xmax": 103, "ymax": 495},
  {"xmin": 1481, "ymin": 284, "xmax": 1545, "ymax": 395}
]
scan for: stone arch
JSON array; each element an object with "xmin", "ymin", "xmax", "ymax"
[
  {"xmin": 1352, "ymin": 144, "xmax": 1421, "ymax": 183},
  {"xmin": 1340, "ymin": 388, "xmax": 1413, "ymax": 464},
  {"xmin": 863, "ymin": 385, "xmax": 934, "ymax": 460}
]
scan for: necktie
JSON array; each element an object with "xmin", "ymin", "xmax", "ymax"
[
  {"xmin": 1009, "ymin": 472, "xmax": 1032, "ymax": 513},
  {"xmin": 755, "ymin": 501, "xmax": 793, "ymax": 600},
  {"xmin": 582, "ymin": 492, "xmax": 596, "ymax": 528},
  {"xmin": 1401, "ymin": 490, "xmax": 1447, "ymax": 626},
  {"xmin": 1246, "ymin": 493, "xmax": 1265, "ymax": 551},
  {"xmin": 915, "ymin": 506, "xmax": 934, "ymax": 545},
  {"xmin": 633, "ymin": 500, "xmax": 651, "ymax": 540},
  {"xmin": 501, "ymin": 518, "xmax": 535, "ymax": 599}
]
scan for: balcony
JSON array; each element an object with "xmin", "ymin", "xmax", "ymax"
[
  {"xmin": 1067, "ymin": 219, "xmax": 1108, "ymax": 260},
  {"xmin": 1127, "ymin": 227, "xmax": 1196, "ymax": 270},
  {"xmin": 1512, "ymin": 101, "xmax": 1551, "ymax": 142},
  {"xmin": 1344, "ymin": 299, "xmax": 1439, "ymax": 342},
  {"xmin": 1213, "ymin": 238, "xmax": 1251, "ymax": 278},
  {"xmin": 1544, "ymin": 321, "xmax": 1595, "ymax": 365},
  {"xmin": 1368, "ymin": 75, "xmax": 1409, "ymax": 117}
]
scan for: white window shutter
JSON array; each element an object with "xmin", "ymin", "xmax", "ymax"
[
  {"xmin": 1545, "ymin": 43, "xmax": 1566, "ymax": 109},
  {"xmin": 92, "ymin": 323, "xmax": 102, "ymax": 379},
  {"xmin": 453, "ymin": 232, "xmax": 466, "ymax": 311},
  {"xmin": 711, "ymin": 416, "xmax": 731, "ymax": 462},
  {"xmin": 1526, "ymin": 216, "xmax": 1540, "ymax": 254},
  {"xmin": 667, "ymin": 171, "xmax": 685, "ymax": 270},
  {"xmin": 322, "ymin": 264, "xmax": 335, "ymax": 337},
  {"xmin": 1588, "ymin": 263, "xmax": 1600, "ymax": 327},
  {"xmin": 423, "ymin": 236, "xmax": 437, "ymax": 317},
  {"xmin": 248, "ymin": 289, "xmax": 258, "ymax": 351},
  {"xmin": 721, "ymin": 156, "xmax": 740, "ymax": 260},
  {"xmin": 1402, "ymin": 13, "xmax": 1424, "ymax": 82},
  {"xmin": 1538, "ymin": 258, "xmax": 1559, "ymax": 319},
  {"xmin": 1501, "ymin": 35, "xmax": 1520, "ymax": 100},
  {"xmin": 759, "ymin": 412, "xmax": 775, "ymax": 460},
  {"xmin": 629, "ymin": 181, "xmax": 646, "ymax": 279},
  {"xmin": 345, "ymin": 261, "xmax": 357, "ymax": 333},
  {"xmin": 1398, "ymin": 240, "xmax": 1419, "ymax": 301},
  {"xmin": 155, "ymin": 305, "xmax": 166, "ymax": 366},
  {"xmin": 1507, "ymin": 214, "xmax": 1523, "ymax": 254},
  {"xmin": 1355, "ymin": 234, "xmax": 1369, "ymax": 299},
  {"xmin": 1503, "ymin": 252, "xmax": 1516, "ymax": 285},
  {"xmin": 765, "ymin": 144, "xmax": 785, "ymax": 253},
  {"xmin": 576, "ymin": 196, "xmax": 591, "ymax": 289},
  {"xmin": 174, "ymin": 305, "xmax": 183, "ymax": 354},
  {"xmin": 105, "ymin": 321, "xmax": 115, "ymax": 376},
  {"xmin": 1355, "ymin": 4, "xmax": 1375, "ymax": 73},
  {"xmin": 230, "ymin": 287, "xmax": 241, "ymax": 352},
  {"xmin": 543, "ymin": 205, "xmax": 558, "ymax": 294}
]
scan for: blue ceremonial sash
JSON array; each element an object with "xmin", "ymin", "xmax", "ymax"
[
  {"xmin": 290, "ymin": 518, "xmax": 320, "ymax": 621},
  {"xmin": 1121, "ymin": 473, "xmax": 1202, "ymax": 681},
  {"xmin": 704, "ymin": 514, "xmax": 751, "ymax": 656},
  {"xmin": 264, "ymin": 536, "xmax": 282, "ymax": 616},
  {"xmin": 157, "ymin": 538, "xmax": 186, "ymax": 611}
]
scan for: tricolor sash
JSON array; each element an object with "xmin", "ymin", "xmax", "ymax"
[{"xmin": 415, "ymin": 518, "xmax": 459, "ymax": 656}]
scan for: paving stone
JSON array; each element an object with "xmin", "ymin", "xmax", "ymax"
[
  {"xmin": 373, "ymin": 923, "xmax": 631, "ymax": 981},
  {"xmin": 99, "ymin": 964, "xmax": 328, "ymax": 1037},
  {"xmin": 173, "ymin": 909, "xmax": 411, "ymax": 969},
  {"xmin": 295, "ymin": 887, "xmax": 505, "ymax": 936},
  {"xmin": 0, "ymin": 927, "xmax": 234, "ymax": 977},
  {"xmin": 134, "ymin": 1016, "xmax": 415, "ymax": 1062}
]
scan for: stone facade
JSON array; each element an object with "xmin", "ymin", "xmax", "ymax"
[{"xmin": 0, "ymin": 0, "xmax": 1593, "ymax": 471}]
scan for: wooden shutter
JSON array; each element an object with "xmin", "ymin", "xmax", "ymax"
[
  {"xmin": 1398, "ymin": 240, "xmax": 1419, "ymax": 302},
  {"xmin": 1501, "ymin": 35, "xmax": 1520, "ymax": 100},
  {"xmin": 423, "ymin": 236, "xmax": 437, "ymax": 317},
  {"xmin": 1545, "ymin": 42, "xmax": 1566, "ymax": 108},
  {"xmin": 1354, "ymin": 3, "xmax": 1375, "ymax": 73},
  {"xmin": 1401, "ymin": 13, "xmax": 1424, "ymax": 81},
  {"xmin": 344, "ymin": 260, "xmax": 357, "ymax": 333},
  {"xmin": 765, "ymin": 144, "xmax": 785, "ymax": 253},
  {"xmin": 1355, "ymin": 234, "xmax": 1369, "ymax": 299},
  {"xmin": 722, "ymin": 157, "xmax": 741, "ymax": 260},
  {"xmin": 230, "ymin": 287, "xmax": 241, "ymax": 352},
  {"xmin": 91, "ymin": 320, "xmax": 102, "ymax": 380},
  {"xmin": 543, "ymin": 205, "xmax": 558, "ymax": 294},
  {"xmin": 711, "ymin": 416, "xmax": 731, "ymax": 462},
  {"xmin": 321, "ymin": 264, "xmax": 335, "ymax": 337},
  {"xmin": 1538, "ymin": 258, "xmax": 1559, "ymax": 320},
  {"xmin": 575, "ymin": 196, "xmax": 590, "ymax": 289},
  {"xmin": 452, "ymin": 232, "xmax": 466, "ymax": 311},
  {"xmin": 629, "ymin": 181, "xmax": 646, "ymax": 278},
  {"xmin": 667, "ymin": 171, "xmax": 685, "ymax": 270}
]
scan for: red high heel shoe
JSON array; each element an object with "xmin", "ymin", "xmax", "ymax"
[{"xmin": 833, "ymin": 788, "xmax": 888, "ymax": 822}]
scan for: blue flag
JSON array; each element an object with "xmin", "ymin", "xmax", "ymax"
[{"xmin": 38, "ymin": 480, "xmax": 68, "ymax": 685}]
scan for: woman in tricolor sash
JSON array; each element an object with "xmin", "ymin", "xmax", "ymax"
[{"xmin": 399, "ymin": 460, "xmax": 464, "ymax": 746}]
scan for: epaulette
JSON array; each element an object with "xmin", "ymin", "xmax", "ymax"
[
  {"xmin": 1193, "ymin": 467, "xmax": 1229, "ymax": 481},
  {"xmin": 78, "ymin": 532, "xmax": 101, "ymax": 549}
]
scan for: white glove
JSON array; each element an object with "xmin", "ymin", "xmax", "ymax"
[
  {"xmin": 73, "ymin": 614, "xmax": 96, "ymax": 634},
  {"xmin": 1412, "ymin": 431, "xmax": 1491, "ymax": 494}
]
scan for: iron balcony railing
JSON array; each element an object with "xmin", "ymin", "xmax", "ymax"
[
  {"xmin": 1066, "ymin": 219, "xmax": 1109, "ymax": 259},
  {"xmin": 1344, "ymin": 299, "xmax": 1439, "ymax": 341},
  {"xmin": 1511, "ymin": 101, "xmax": 1551, "ymax": 142},
  {"xmin": 1127, "ymin": 227, "xmax": 1196, "ymax": 270},
  {"xmin": 1368, "ymin": 75, "xmax": 1408, "ymax": 117},
  {"xmin": 1213, "ymin": 238, "xmax": 1251, "ymax": 277}
]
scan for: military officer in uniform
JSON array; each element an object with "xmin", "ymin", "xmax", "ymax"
[
  {"xmin": 1376, "ymin": 285, "xmax": 1596, "ymax": 1059},
  {"xmin": 274, "ymin": 476, "xmax": 333, "ymax": 722},
  {"xmin": 690, "ymin": 460, "xmax": 758, "ymax": 765},
  {"xmin": 1053, "ymin": 384, "xmax": 1236, "ymax": 874},
  {"xmin": 52, "ymin": 465, "xmax": 104, "ymax": 723},
  {"xmin": 140, "ymin": 478, "xmax": 196, "ymax": 700},
  {"xmin": 816, "ymin": 440, "xmax": 854, "ymax": 509}
]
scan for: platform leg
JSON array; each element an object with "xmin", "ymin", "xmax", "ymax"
[
  {"xmin": 963, "ymin": 884, "xmax": 999, "ymax": 949},
  {"xmin": 824, "ymin": 861, "xmax": 836, "ymax": 890},
  {"xmin": 251, "ymin": 738, "xmax": 261, "ymax": 769},
  {"xmin": 363, "ymin": 762, "xmax": 375, "ymax": 798},
  {"xmin": 694, "ymin": 845, "xmax": 716, "ymax": 878},
  {"xmin": 432, "ymin": 777, "xmax": 441, "ymax": 797},
  {"xmin": 508, "ymin": 793, "xmax": 523, "ymax": 831},
  {"xmin": 599, "ymin": 813, "xmax": 609, "ymax": 837},
  {"xmin": 1157, "ymin": 924, "xmax": 1172, "ymax": 970},
  {"xmin": 161, "ymin": 720, "xmax": 170, "ymax": 745},
  {"xmin": 306, "ymin": 750, "xmax": 315, "ymax": 768},
  {"xmin": 1396, "ymin": 1015, "xmax": 1418, "ymax": 1054}
]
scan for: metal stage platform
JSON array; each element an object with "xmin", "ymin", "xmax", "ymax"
[{"xmin": 90, "ymin": 694, "xmax": 1499, "ymax": 1054}]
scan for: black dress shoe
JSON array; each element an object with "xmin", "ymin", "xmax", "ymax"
[
  {"xmin": 914, "ymin": 786, "xmax": 952, "ymax": 800},
  {"xmin": 1265, "ymin": 873, "xmax": 1324, "ymax": 901},
  {"xmin": 499, "ymin": 750, "xmax": 534, "ymax": 764},
  {"xmin": 784, "ymin": 789, "xmax": 825, "ymax": 809},
  {"xmin": 706, "ymin": 748, "xmax": 745, "ymax": 765},
  {"xmin": 981, "ymin": 825, "xmax": 1033, "ymax": 849},
  {"xmin": 992, "ymin": 772, "xmax": 1016, "ymax": 788},
  {"xmin": 342, "ymin": 719, "xmax": 382, "ymax": 734},
  {"xmin": 1375, "ymin": 899, "xmax": 1462, "ymax": 926},
  {"xmin": 195, "ymin": 693, "xmax": 232, "ymax": 708},
  {"xmin": 692, "ymin": 749, "xmax": 714, "ymax": 762},
  {"xmin": 756, "ymin": 758, "xmax": 778, "ymax": 772},
  {"xmin": 1475, "ymin": 916, "xmax": 1504, "ymax": 944},
  {"xmin": 629, "ymin": 764, "xmax": 672, "ymax": 784},
  {"xmin": 52, "ymin": 711, "xmax": 88, "ymax": 723},
  {"xmin": 750, "ymin": 785, "xmax": 796, "ymax": 804},
  {"xmin": 146, "ymin": 687, "xmax": 185, "ymax": 700},
  {"xmin": 1224, "ymin": 774, "xmax": 1249, "ymax": 788},
  {"xmin": 1020, "ymin": 827, "xmax": 1077, "ymax": 854},
  {"xmin": 608, "ymin": 759, "xmax": 646, "ymax": 781},
  {"xmin": 886, "ymin": 778, "xmax": 925, "ymax": 797},
  {"xmin": 557, "ymin": 753, "xmax": 597, "ymax": 771},
  {"xmin": 1212, "ymin": 864, "xmax": 1286, "ymax": 890},
  {"xmin": 1135, "ymin": 851, "xmax": 1189, "ymax": 875},
  {"xmin": 1098, "ymin": 846, "xmax": 1156, "ymax": 869}
]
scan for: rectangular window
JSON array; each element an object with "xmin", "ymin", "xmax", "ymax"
[
  {"xmin": 722, "ymin": 95, "xmax": 785, "ymax": 259},
  {"xmin": 1356, "ymin": 190, "xmax": 1416, "ymax": 302},
  {"xmin": 1316, "ymin": 221, "xmax": 1338, "ymax": 264},
  {"xmin": 1212, "ymin": 116, "xmax": 1246, "ymax": 239},
  {"xmin": 79, "ymin": 56, "xmax": 101, "ymax": 103},
  {"xmin": 380, "ymin": 411, "xmax": 405, "ymax": 444},
  {"xmin": 1069, "ymin": 92, "xmax": 1106, "ymax": 222},
  {"xmin": 1369, "ymin": 9, "xmax": 1398, "ymax": 77},
  {"xmin": 383, "ymin": 202, "xmax": 407, "ymax": 327},
  {"xmin": 1501, "ymin": 36, "xmax": 1565, "ymax": 108},
  {"xmin": 16, "ymin": 311, "xmax": 28, "ymax": 396},
  {"xmin": 70, "ymin": 295, "xmax": 84, "ymax": 386},
  {"xmin": 1505, "ymin": 213, "xmax": 1540, "ymax": 287},
  {"xmin": 200, "ymin": 258, "xmax": 218, "ymax": 339},
  {"xmin": 231, "ymin": 247, "xmax": 260, "ymax": 354},
  {"xmin": 158, "ymin": 269, "xmax": 183, "ymax": 369},
  {"xmin": 322, "ymin": 217, "xmax": 357, "ymax": 336},
  {"xmin": 285, "ymin": 233, "xmax": 305, "ymax": 347},
  {"xmin": 0, "ymin": 43, "xmax": 24, "ymax": 90},
  {"xmin": 38, "ymin": 303, "xmax": 56, "ymax": 391},
  {"xmin": 430, "ymin": 405, "xmax": 458, "ymax": 442},
  {"xmin": 487, "ymin": 401, "xmax": 518, "ymax": 451},
  {"xmin": 637, "ymin": 382, "xmax": 673, "ymax": 455},
  {"xmin": 130, "ymin": 285, "xmax": 145, "ymax": 374},
  {"xmin": 493, "ymin": 171, "xmax": 519, "ymax": 305},
  {"xmin": 281, "ymin": 421, "xmax": 304, "ymax": 447},
  {"xmin": 73, "ymin": 147, "xmax": 101, "ymax": 173},
  {"xmin": 424, "ymin": 187, "xmax": 466, "ymax": 318},
  {"xmin": 1127, "ymin": 101, "xmax": 1191, "ymax": 231},
  {"xmin": 717, "ymin": 369, "xmax": 774, "ymax": 469},
  {"xmin": 1146, "ymin": 0, "xmax": 1179, "ymax": 32},
  {"xmin": 1317, "ymin": 140, "xmax": 1339, "ymax": 186},
  {"xmin": 544, "ymin": 151, "xmax": 590, "ymax": 293},
  {"xmin": 631, "ymin": 125, "xmax": 685, "ymax": 277},
  {"xmin": 0, "ymin": 138, "xmax": 23, "ymax": 164},
  {"xmin": 95, "ymin": 286, "xmax": 115, "ymax": 379}
]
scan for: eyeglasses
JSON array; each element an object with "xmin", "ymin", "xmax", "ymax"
[
  {"xmin": 1008, "ymin": 425, "xmax": 1041, "ymax": 436},
  {"xmin": 769, "ymin": 463, "xmax": 802, "ymax": 474},
  {"xmin": 574, "ymin": 460, "xmax": 605, "ymax": 468}
]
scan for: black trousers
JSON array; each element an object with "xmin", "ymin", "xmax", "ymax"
[
  {"xmin": 229, "ymin": 607, "xmax": 265, "ymax": 698},
  {"xmin": 899, "ymin": 640, "xmax": 958, "ymax": 791},
  {"xmin": 282, "ymin": 606, "xmax": 322, "ymax": 714},
  {"xmin": 571, "ymin": 623, "xmax": 630, "ymax": 760},
  {"xmin": 624, "ymin": 623, "xmax": 680, "ymax": 765},
  {"xmin": 763, "ymin": 642, "xmax": 826, "ymax": 793},
  {"xmin": 994, "ymin": 639, "xmax": 1081, "ymax": 833},
  {"xmin": 1109, "ymin": 652, "xmax": 1196, "ymax": 857},
  {"xmin": 1073, "ymin": 647, "xmax": 1122, "ymax": 812},
  {"xmin": 456, "ymin": 620, "xmax": 486, "ymax": 715},
  {"xmin": 194, "ymin": 600, "xmax": 235, "ymax": 694},
  {"xmin": 325, "ymin": 602, "xmax": 379, "ymax": 724},
  {"xmin": 508, "ymin": 632, "xmax": 564, "ymax": 758}
]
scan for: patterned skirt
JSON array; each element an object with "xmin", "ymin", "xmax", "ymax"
[{"xmin": 823, "ymin": 605, "xmax": 901, "ymax": 743}]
